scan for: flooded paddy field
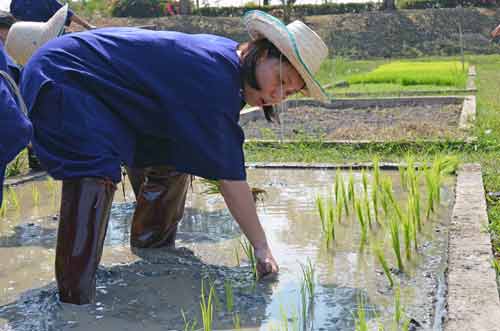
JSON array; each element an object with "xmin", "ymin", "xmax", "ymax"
[
  {"xmin": 0, "ymin": 168, "xmax": 455, "ymax": 331},
  {"xmin": 241, "ymin": 98, "xmax": 466, "ymax": 142}
]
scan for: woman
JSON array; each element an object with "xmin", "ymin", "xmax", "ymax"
[
  {"xmin": 10, "ymin": 0, "xmax": 95, "ymax": 30},
  {"xmin": 0, "ymin": 42, "xmax": 32, "ymax": 207},
  {"xmin": 13, "ymin": 10, "xmax": 328, "ymax": 305}
]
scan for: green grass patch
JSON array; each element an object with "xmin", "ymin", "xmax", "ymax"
[{"xmin": 347, "ymin": 61, "xmax": 468, "ymax": 87}]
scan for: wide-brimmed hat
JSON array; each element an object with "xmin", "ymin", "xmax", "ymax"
[
  {"xmin": 243, "ymin": 10, "xmax": 329, "ymax": 101},
  {"xmin": 5, "ymin": 4, "xmax": 68, "ymax": 65}
]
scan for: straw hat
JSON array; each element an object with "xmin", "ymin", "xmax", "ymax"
[
  {"xmin": 5, "ymin": 5, "xmax": 68, "ymax": 66},
  {"xmin": 243, "ymin": 10, "xmax": 329, "ymax": 101}
]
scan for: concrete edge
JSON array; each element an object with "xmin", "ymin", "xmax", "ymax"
[
  {"xmin": 444, "ymin": 163, "xmax": 500, "ymax": 331},
  {"xmin": 459, "ymin": 95, "xmax": 477, "ymax": 130},
  {"xmin": 466, "ymin": 65, "xmax": 477, "ymax": 91}
]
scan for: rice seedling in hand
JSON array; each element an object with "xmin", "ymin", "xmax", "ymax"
[
  {"xmin": 224, "ymin": 279, "xmax": 234, "ymax": 312},
  {"xmin": 300, "ymin": 259, "xmax": 316, "ymax": 301},
  {"xmin": 372, "ymin": 241, "xmax": 394, "ymax": 288},
  {"xmin": 200, "ymin": 279, "xmax": 215, "ymax": 331},
  {"xmin": 240, "ymin": 238, "xmax": 258, "ymax": 280},
  {"xmin": 31, "ymin": 183, "xmax": 40, "ymax": 206}
]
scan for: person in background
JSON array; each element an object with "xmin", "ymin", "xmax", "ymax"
[
  {"xmin": 0, "ymin": 41, "xmax": 32, "ymax": 208},
  {"xmin": 10, "ymin": 0, "xmax": 95, "ymax": 30},
  {"xmin": 0, "ymin": 10, "xmax": 15, "ymax": 43},
  {"xmin": 491, "ymin": 23, "xmax": 500, "ymax": 39}
]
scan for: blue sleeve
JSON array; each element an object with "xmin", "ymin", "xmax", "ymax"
[{"xmin": 0, "ymin": 78, "xmax": 32, "ymax": 205}]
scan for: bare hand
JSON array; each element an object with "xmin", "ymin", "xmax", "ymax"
[{"xmin": 254, "ymin": 245, "xmax": 279, "ymax": 279}]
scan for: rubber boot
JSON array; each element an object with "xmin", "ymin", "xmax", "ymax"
[
  {"xmin": 124, "ymin": 166, "xmax": 146, "ymax": 199},
  {"xmin": 130, "ymin": 166, "xmax": 189, "ymax": 249},
  {"xmin": 55, "ymin": 178, "xmax": 116, "ymax": 305}
]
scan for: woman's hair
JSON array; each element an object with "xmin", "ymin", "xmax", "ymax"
[
  {"xmin": 0, "ymin": 11, "xmax": 15, "ymax": 29},
  {"xmin": 239, "ymin": 38, "xmax": 290, "ymax": 91},
  {"xmin": 239, "ymin": 39, "xmax": 290, "ymax": 123}
]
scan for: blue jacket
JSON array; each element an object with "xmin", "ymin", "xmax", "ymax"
[
  {"xmin": 10, "ymin": 0, "xmax": 74, "ymax": 26},
  {"xmin": 0, "ymin": 43, "xmax": 32, "ymax": 205}
]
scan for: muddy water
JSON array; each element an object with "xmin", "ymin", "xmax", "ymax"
[{"xmin": 0, "ymin": 169, "xmax": 454, "ymax": 331}]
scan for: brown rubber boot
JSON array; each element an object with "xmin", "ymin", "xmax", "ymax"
[
  {"xmin": 130, "ymin": 166, "xmax": 189, "ymax": 249},
  {"xmin": 124, "ymin": 166, "xmax": 146, "ymax": 199},
  {"xmin": 55, "ymin": 178, "xmax": 116, "ymax": 305}
]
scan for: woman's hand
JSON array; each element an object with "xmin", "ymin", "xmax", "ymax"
[{"xmin": 254, "ymin": 244, "xmax": 279, "ymax": 278}]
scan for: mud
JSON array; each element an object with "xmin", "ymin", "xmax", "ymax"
[
  {"xmin": 241, "ymin": 104, "xmax": 464, "ymax": 141},
  {"xmin": 0, "ymin": 169, "xmax": 455, "ymax": 331}
]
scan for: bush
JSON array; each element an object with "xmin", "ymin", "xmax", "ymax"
[
  {"xmin": 111, "ymin": 0, "xmax": 164, "ymax": 17},
  {"xmin": 398, "ymin": 0, "xmax": 496, "ymax": 8}
]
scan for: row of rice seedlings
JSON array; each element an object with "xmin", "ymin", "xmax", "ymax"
[
  {"xmin": 200, "ymin": 279, "xmax": 215, "ymax": 331},
  {"xmin": 224, "ymin": 279, "xmax": 234, "ymax": 313},
  {"xmin": 240, "ymin": 238, "xmax": 258, "ymax": 280}
]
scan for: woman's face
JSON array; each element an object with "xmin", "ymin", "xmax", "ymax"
[{"xmin": 243, "ymin": 54, "xmax": 305, "ymax": 107}]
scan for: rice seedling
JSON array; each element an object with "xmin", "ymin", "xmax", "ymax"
[
  {"xmin": 402, "ymin": 211, "xmax": 412, "ymax": 261},
  {"xmin": 5, "ymin": 149, "xmax": 26, "ymax": 177},
  {"xmin": 200, "ymin": 279, "xmax": 215, "ymax": 331},
  {"xmin": 348, "ymin": 170, "xmax": 356, "ymax": 208},
  {"xmin": 224, "ymin": 279, "xmax": 234, "ymax": 312},
  {"xmin": 300, "ymin": 285, "xmax": 308, "ymax": 330},
  {"xmin": 492, "ymin": 258, "xmax": 500, "ymax": 277},
  {"xmin": 8, "ymin": 187, "xmax": 19, "ymax": 210},
  {"xmin": 336, "ymin": 190, "xmax": 344, "ymax": 224},
  {"xmin": 372, "ymin": 241, "xmax": 394, "ymax": 288},
  {"xmin": 0, "ymin": 201, "xmax": 7, "ymax": 217},
  {"xmin": 300, "ymin": 259, "xmax": 315, "ymax": 301},
  {"xmin": 31, "ymin": 183, "xmax": 40, "ymax": 206},
  {"xmin": 373, "ymin": 157, "xmax": 381, "ymax": 189},
  {"xmin": 389, "ymin": 215, "xmax": 404, "ymax": 272},
  {"xmin": 361, "ymin": 169, "xmax": 368, "ymax": 197},
  {"xmin": 355, "ymin": 200, "xmax": 368, "ymax": 246},
  {"xmin": 424, "ymin": 166, "xmax": 436, "ymax": 219},
  {"xmin": 316, "ymin": 195, "xmax": 326, "ymax": 233},
  {"xmin": 233, "ymin": 313, "xmax": 241, "ymax": 329},
  {"xmin": 371, "ymin": 179, "xmax": 380, "ymax": 225},
  {"xmin": 353, "ymin": 294, "xmax": 369, "ymax": 331},
  {"xmin": 399, "ymin": 165, "xmax": 407, "ymax": 191},
  {"xmin": 200, "ymin": 178, "xmax": 221, "ymax": 195},
  {"xmin": 240, "ymin": 238, "xmax": 258, "ymax": 280},
  {"xmin": 181, "ymin": 309, "xmax": 197, "ymax": 331},
  {"xmin": 393, "ymin": 287, "xmax": 403, "ymax": 330},
  {"xmin": 340, "ymin": 176, "xmax": 349, "ymax": 217},
  {"xmin": 325, "ymin": 198, "xmax": 336, "ymax": 247},
  {"xmin": 334, "ymin": 170, "xmax": 341, "ymax": 201},
  {"xmin": 363, "ymin": 195, "xmax": 372, "ymax": 228}
]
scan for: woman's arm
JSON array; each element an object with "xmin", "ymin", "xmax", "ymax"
[{"xmin": 219, "ymin": 179, "xmax": 279, "ymax": 277}]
